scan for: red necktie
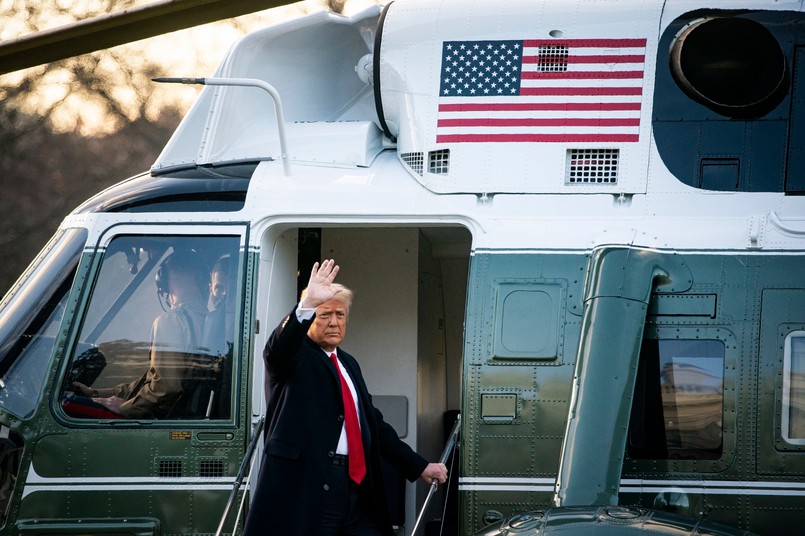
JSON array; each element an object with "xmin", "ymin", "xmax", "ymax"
[{"xmin": 330, "ymin": 353, "xmax": 366, "ymax": 484}]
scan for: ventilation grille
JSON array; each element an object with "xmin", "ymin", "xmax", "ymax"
[
  {"xmin": 158, "ymin": 458, "xmax": 183, "ymax": 478},
  {"xmin": 428, "ymin": 149, "xmax": 450, "ymax": 175},
  {"xmin": 401, "ymin": 152, "xmax": 424, "ymax": 175},
  {"xmin": 402, "ymin": 150, "xmax": 451, "ymax": 176},
  {"xmin": 566, "ymin": 149, "xmax": 619, "ymax": 184},
  {"xmin": 199, "ymin": 459, "xmax": 226, "ymax": 478},
  {"xmin": 537, "ymin": 45, "xmax": 569, "ymax": 72}
]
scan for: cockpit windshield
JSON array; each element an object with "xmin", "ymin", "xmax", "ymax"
[{"xmin": 0, "ymin": 228, "xmax": 87, "ymax": 419}]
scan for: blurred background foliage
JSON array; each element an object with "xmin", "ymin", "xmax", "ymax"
[{"xmin": 0, "ymin": 0, "xmax": 353, "ymax": 295}]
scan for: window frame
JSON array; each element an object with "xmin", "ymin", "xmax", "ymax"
[
  {"xmin": 628, "ymin": 337, "xmax": 726, "ymax": 460},
  {"xmin": 781, "ymin": 330, "xmax": 805, "ymax": 444},
  {"xmin": 54, "ymin": 224, "xmax": 248, "ymax": 427},
  {"xmin": 625, "ymin": 325, "xmax": 737, "ymax": 471}
]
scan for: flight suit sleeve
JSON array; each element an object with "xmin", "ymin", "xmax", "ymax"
[{"xmin": 119, "ymin": 312, "xmax": 188, "ymax": 418}]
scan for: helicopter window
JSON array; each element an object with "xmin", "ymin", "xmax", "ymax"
[
  {"xmin": 60, "ymin": 234, "xmax": 241, "ymax": 422},
  {"xmin": 0, "ymin": 228, "xmax": 86, "ymax": 419},
  {"xmin": 628, "ymin": 339, "xmax": 725, "ymax": 460},
  {"xmin": 781, "ymin": 331, "xmax": 805, "ymax": 444}
]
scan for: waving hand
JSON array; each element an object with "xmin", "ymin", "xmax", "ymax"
[{"xmin": 299, "ymin": 259, "xmax": 340, "ymax": 309}]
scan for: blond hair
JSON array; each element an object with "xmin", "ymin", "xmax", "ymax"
[{"xmin": 300, "ymin": 283, "xmax": 353, "ymax": 313}]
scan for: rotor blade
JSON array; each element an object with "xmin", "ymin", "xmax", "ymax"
[{"xmin": 0, "ymin": 0, "xmax": 301, "ymax": 75}]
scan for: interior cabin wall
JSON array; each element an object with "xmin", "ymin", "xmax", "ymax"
[
  {"xmin": 417, "ymin": 232, "xmax": 469, "ymax": 507},
  {"xmin": 440, "ymin": 255, "xmax": 469, "ymax": 411},
  {"xmin": 323, "ymin": 227, "xmax": 469, "ymax": 527},
  {"xmin": 321, "ymin": 227, "xmax": 422, "ymax": 529},
  {"xmin": 321, "ymin": 227, "xmax": 420, "ymax": 436},
  {"xmin": 417, "ymin": 234, "xmax": 449, "ymax": 506}
]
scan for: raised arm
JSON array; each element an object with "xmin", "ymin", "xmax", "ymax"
[
  {"xmin": 298, "ymin": 259, "xmax": 340, "ymax": 309},
  {"xmin": 264, "ymin": 259, "xmax": 341, "ymax": 378}
]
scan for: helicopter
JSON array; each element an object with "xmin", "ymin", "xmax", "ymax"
[{"xmin": 0, "ymin": 0, "xmax": 804, "ymax": 534}]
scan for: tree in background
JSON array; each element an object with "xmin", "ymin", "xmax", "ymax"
[
  {"xmin": 0, "ymin": 0, "xmax": 338, "ymax": 295},
  {"xmin": 0, "ymin": 0, "xmax": 189, "ymax": 294},
  {"xmin": 0, "ymin": 57, "xmax": 183, "ymax": 296}
]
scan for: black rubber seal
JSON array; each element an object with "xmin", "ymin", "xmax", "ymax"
[{"xmin": 373, "ymin": 1, "xmax": 396, "ymax": 142}]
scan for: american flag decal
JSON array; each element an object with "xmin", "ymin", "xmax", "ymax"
[{"xmin": 437, "ymin": 38, "xmax": 647, "ymax": 143}]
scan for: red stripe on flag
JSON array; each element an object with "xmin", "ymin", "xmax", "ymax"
[
  {"xmin": 436, "ymin": 133, "xmax": 640, "ymax": 143},
  {"xmin": 523, "ymin": 38, "xmax": 647, "ymax": 48},
  {"xmin": 438, "ymin": 102, "xmax": 642, "ymax": 112},
  {"xmin": 437, "ymin": 118, "xmax": 640, "ymax": 127},
  {"xmin": 522, "ymin": 55, "xmax": 646, "ymax": 65},
  {"xmin": 519, "ymin": 87, "xmax": 643, "ymax": 96},
  {"xmin": 520, "ymin": 70, "xmax": 644, "ymax": 80}
]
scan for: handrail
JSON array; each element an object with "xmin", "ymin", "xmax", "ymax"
[
  {"xmin": 214, "ymin": 415, "xmax": 266, "ymax": 536},
  {"xmin": 411, "ymin": 414, "xmax": 461, "ymax": 536}
]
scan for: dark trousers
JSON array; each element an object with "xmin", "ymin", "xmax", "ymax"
[{"xmin": 318, "ymin": 460, "xmax": 384, "ymax": 536}]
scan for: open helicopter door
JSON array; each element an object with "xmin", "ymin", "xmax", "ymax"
[{"xmin": 255, "ymin": 224, "xmax": 471, "ymax": 533}]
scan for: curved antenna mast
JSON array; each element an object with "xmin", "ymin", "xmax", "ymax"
[{"xmin": 154, "ymin": 77, "xmax": 292, "ymax": 176}]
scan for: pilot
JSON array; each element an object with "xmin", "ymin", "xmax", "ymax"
[{"xmin": 74, "ymin": 250, "xmax": 207, "ymax": 418}]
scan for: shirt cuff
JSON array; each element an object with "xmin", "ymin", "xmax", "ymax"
[{"xmin": 296, "ymin": 306, "xmax": 316, "ymax": 322}]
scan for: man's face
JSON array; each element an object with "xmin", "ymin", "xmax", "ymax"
[
  {"xmin": 166, "ymin": 267, "xmax": 196, "ymax": 306},
  {"xmin": 210, "ymin": 270, "xmax": 228, "ymax": 308},
  {"xmin": 307, "ymin": 298, "xmax": 348, "ymax": 352}
]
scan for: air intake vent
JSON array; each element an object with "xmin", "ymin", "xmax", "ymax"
[
  {"xmin": 401, "ymin": 152, "xmax": 424, "ymax": 176},
  {"xmin": 158, "ymin": 458, "xmax": 183, "ymax": 478},
  {"xmin": 566, "ymin": 149, "xmax": 619, "ymax": 184},
  {"xmin": 537, "ymin": 45, "xmax": 569, "ymax": 72},
  {"xmin": 428, "ymin": 149, "xmax": 450, "ymax": 175},
  {"xmin": 199, "ymin": 459, "xmax": 226, "ymax": 478}
]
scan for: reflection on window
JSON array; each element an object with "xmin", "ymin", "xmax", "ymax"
[
  {"xmin": 629, "ymin": 339, "xmax": 725, "ymax": 460},
  {"xmin": 782, "ymin": 332, "xmax": 805, "ymax": 443},
  {"xmin": 60, "ymin": 234, "xmax": 239, "ymax": 421},
  {"xmin": 0, "ymin": 229, "xmax": 86, "ymax": 419}
]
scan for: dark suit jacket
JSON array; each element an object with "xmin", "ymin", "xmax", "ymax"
[{"xmin": 243, "ymin": 306, "xmax": 428, "ymax": 536}]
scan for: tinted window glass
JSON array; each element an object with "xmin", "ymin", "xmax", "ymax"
[
  {"xmin": 629, "ymin": 339, "xmax": 725, "ymax": 460},
  {"xmin": 60, "ymin": 234, "xmax": 239, "ymax": 421},
  {"xmin": 0, "ymin": 229, "xmax": 86, "ymax": 419}
]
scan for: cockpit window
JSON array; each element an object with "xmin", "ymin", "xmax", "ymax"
[
  {"xmin": 0, "ymin": 228, "xmax": 86, "ymax": 419},
  {"xmin": 60, "ymin": 234, "xmax": 240, "ymax": 422}
]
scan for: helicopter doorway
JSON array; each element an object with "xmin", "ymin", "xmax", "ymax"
[{"xmin": 258, "ymin": 225, "xmax": 470, "ymax": 533}]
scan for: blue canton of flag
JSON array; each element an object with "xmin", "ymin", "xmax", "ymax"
[{"xmin": 439, "ymin": 40, "xmax": 524, "ymax": 97}]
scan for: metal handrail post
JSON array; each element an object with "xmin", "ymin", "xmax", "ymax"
[
  {"xmin": 411, "ymin": 414, "xmax": 461, "ymax": 536},
  {"xmin": 215, "ymin": 416, "xmax": 265, "ymax": 536}
]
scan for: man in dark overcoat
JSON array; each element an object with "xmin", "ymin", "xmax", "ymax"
[{"xmin": 243, "ymin": 259, "xmax": 448, "ymax": 536}]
